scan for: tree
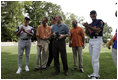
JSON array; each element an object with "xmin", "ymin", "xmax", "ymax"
[
  {"xmin": 103, "ymin": 23, "xmax": 112, "ymax": 43},
  {"xmin": 24, "ymin": 1, "xmax": 65, "ymax": 41},
  {"xmin": 1, "ymin": 1, "xmax": 24, "ymax": 41},
  {"xmin": 64, "ymin": 12, "xmax": 84, "ymax": 29}
]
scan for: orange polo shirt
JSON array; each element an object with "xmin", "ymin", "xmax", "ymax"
[
  {"xmin": 70, "ymin": 26, "xmax": 85, "ymax": 47},
  {"xmin": 36, "ymin": 24, "xmax": 51, "ymax": 45}
]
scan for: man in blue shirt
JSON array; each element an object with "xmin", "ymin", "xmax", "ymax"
[
  {"xmin": 52, "ymin": 15, "xmax": 69, "ymax": 76},
  {"xmin": 83, "ymin": 10, "xmax": 104, "ymax": 79}
]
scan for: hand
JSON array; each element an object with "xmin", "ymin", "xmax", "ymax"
[
  {"xmin": 38, "ymin": 44, "xmax": 42, "ymax": 47},
  {"xmin": 20, "ymin": 27, "xmax": 24, "ymax": 31},
  {"xmin": 22, "ymin": 28, "xmax": 26, "ymax": 33},
  {"xmin": 53, "ymin": 32, "xmax": 56, "ymax": 36},
  {"xmin": 82, "ymin": 22, "xmax": 89, "ymax": 28},
  {"xmin": 107, "ymin": 45, "xmax": 111, "ymax": 49},
  {"xmin": 82, "ymin": 44, "xmax": 85, "ymax": 49},
  {"xmin": 59, "ymin": 34, "xmax": 65, "ymax": 39},
  {"xmin": 69, "ymin": 41, "xmax": 72, "ymax": 47}
]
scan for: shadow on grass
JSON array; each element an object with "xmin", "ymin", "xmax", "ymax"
[{"xmin": 1, "ymin": 51, "xmax": 117, "ymax": 79}]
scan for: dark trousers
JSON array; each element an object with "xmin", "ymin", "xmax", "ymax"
[
  {"xmin": 47, "ymin": 39, "xmax": 53, "ymax": 66},
  {"xmin": 53, "ymin": 39, "xmax": 68, "ymax": 72}
]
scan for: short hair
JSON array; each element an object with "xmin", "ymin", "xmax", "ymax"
[
  {"xmin": 56, "ymin": 15, "xmax": 62, "ymax": 20},
  {"xmin": 43, "ymin": 17, "xmax": 48, "ymax": 22},
  {"xmin": 90, "ymin": 10, "xmax": 97, "ymax": 15}
]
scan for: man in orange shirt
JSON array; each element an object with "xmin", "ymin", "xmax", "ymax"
[
  {"xmin": 34, "ymin": 17, "xmax": 51, "ymax": 71},
  {"xmin": 69, "ymin": 20, "xmax": 85, "ymax": 72}
]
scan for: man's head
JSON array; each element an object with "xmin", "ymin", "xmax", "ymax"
[
  {"xmin": 55, "ymin": 15, "xmax": 62, "ymax": 23},
  {"xmin": 50, "ymin": 17, "xmax": 56, "ymax": 25},
  {"xmin": 72, "ymin": 20, "xmax": 77, "ymax": 28},
  {"xmin": 90, "ymin": 10, "xmax": 97, "ymax": 21},
  {"xmin": 24, "ymin": 17, "xmax": 30, "ymax": 26},
  {"xmin": 42, "ymin": 17, "xmax": 48, "ymax": 25}
]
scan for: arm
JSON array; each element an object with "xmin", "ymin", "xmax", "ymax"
[
  {"xmin": 23, "ymin": 28, "xmax": 33, "ymax": 36},
  {"xmin": 83, "ymin": 23, "xmax": 101, "ymax": 33},
  {"xmin": 16, "ymin": 27, "xmax": 23, "ymax": 36},
  {"xmin": 81, "ymin": 28, "xmax": 85, "ymax": 48},
  {"xmin": 107, "ymin": 33, "xmax": 116, "ymax": 49}
]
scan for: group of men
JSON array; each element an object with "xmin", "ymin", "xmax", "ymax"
[{"xmin": 15, "ymin": 10, "xmax": 117, "ymax": 79}]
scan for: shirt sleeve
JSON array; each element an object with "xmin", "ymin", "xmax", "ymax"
[
  {"xmin": 97, "ymin": 20, "xmax": 104, "ymax": 29},
  {"xmin": 80, "ymin": 28, "xmax": 85, "ymax": 37}
]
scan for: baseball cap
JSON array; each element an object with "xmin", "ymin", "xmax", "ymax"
[
  {"xmin": 90, "ymin": 10, "xmax": 97, "ymax": 15},
  {"xmin": 25, "ymin": 16, "xmax": 30, "ymax": 20}
]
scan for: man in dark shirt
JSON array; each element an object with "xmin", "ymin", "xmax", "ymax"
[{"xmin": 83, "ymin": 10, "xmax": 104, "ymax": 79}]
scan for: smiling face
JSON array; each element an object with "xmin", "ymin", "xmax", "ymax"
[
  {"xmin": 90, "ymin": 13, "xmax": 97, "ymax": 21},
  {"xmin": 24, "ymin": 19, "xmax": 29, "ymax": 26}
]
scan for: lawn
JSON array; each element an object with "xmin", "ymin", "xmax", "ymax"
[{"xmin": 1, "ymin": 45, "xmax": 117, "ymax": 79}]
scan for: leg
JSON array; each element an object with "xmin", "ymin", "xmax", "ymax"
[
  {"xmin": 77, "ymin": 47, "xmax": 83, "ymax": 68},
  {"xmin": 42, "ymin": 41, "xmax": 49, "ymax": 68},
  {"xmin": 35, "ymin": 45, "xmax": 41, "ymax": 68},
  {"xmin": 25, "ymin": 40, "xmax": 31, "ymax": 66},
  {"xmin": 59, "ymin": 40, "xmax": 68, "ymax": 72},
  {"xmin": 47, "ymin": 40, "xmax": 53, "ymax": 67},
  {"xmin": 18, "ymin": 40, "xmax": 25, "ymax": 67},
  {"xmin": 53, "ymin": 40, "xmax": 60, "ymax": 72},
  {"xmin": 112, "ymin": 48, "xmax": 117, "ymax": 68},
  {"xmin": 92, "ymin": 39, "xmax": 102, "ymax": 77},
  {"xmin": 72, "ymin": 47, "xmax": 78, "ymax": 68}
]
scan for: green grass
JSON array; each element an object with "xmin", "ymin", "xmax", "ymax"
[{"xmin": 1, "ymin": 45, "xmax": 117, "ymax": 79}]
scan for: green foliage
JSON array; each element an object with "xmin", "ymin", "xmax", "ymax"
[
  {"xmin": 24, "ymin": 1, "xmax": 65, "ymax": 40},
  {"xmin": 64, "ymin": 12, "xmax": 85, "ymax": 29},
  {"xmin": 103, "ymin": 23, "xmax": 112, "ymax": 43},
  {"xmin": 1, "ymin": 1, "xmax": 24, "ymax": 41},
  {"xmin": 1, "ymin": 1, "xmax": 113, "ymax": 42}
]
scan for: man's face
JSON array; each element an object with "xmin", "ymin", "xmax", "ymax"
[
  {"xmin": 42, "ymin": 18, "xmax": 47, "ymax": 24},
  {"xmin": 51, "ymin": 19, "xmax": 55, "ymax": 24},
  {"xmin": 72, "ymin": 20, "xmax": 77, "ymax": 27},
  {"xmin": 90, "ymin": 14, "xmax": 97, "ymax": 20},
  {"xmin": 55, "ymin": 16, "xmax": 60, "ymax": 22},
  {"xmin": 24, "ymin": 20, "xmax": 29, "ymax": 25}
]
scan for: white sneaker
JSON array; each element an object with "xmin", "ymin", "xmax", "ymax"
[
  {"xmin": 25, "ymin": 65, "xmax": 29, "ymax": 71},
  {"xmin": 16, "ymin": 67, "xmax": 22, "ymax": 74}
]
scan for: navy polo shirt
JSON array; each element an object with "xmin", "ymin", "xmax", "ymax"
[{"xmin": 89, "ymin": 19, "xmax": 104, "ymax": 37}]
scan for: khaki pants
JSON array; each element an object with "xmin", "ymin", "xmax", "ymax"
[
  {"xmin": 35, "ymin": 40, "xmax": 49, "ymax": 68},
  {"xmin": 72, "ymin": 47, "xmax": 83, "ymax": 68}
]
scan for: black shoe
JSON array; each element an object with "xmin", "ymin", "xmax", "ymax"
[
  {"xmin": 34, "ymin": 68, "xmax": 40, "ymax": 71},
  {"xmin": 71, "ymin": 68, "xmax": 77, "ymax": 71},
  {"xmin": 64, "ymin": 71, "xmax": 68, "ymax": 76},
  {"xmin": 80, "ymin": 68, "xmax": 84, "ymax": 73}
]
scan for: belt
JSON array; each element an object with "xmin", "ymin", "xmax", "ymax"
[
  {"xmin": 21, "ymin": 38, "xmax": 29, "ymax": 40},
  {"xmin": 90, "ymin": 36, "xmax": 102, "ymax": 39}
]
